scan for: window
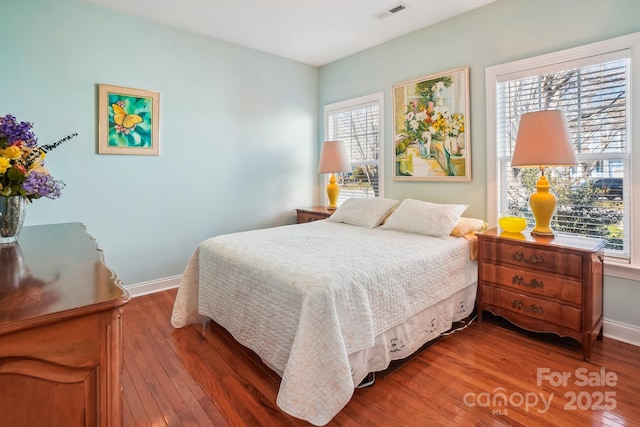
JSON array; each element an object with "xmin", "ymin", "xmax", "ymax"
[
  {"xmin": 323, "ymin": 92, "xmax": 384, "ymax": 204},
  {"xmin": 486, "ymin": 33, "xmax": 640, "ymax": 278}
]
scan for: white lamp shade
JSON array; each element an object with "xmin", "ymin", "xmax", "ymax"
[
  {"xmin": 318, "ymin": 140, "xmax": 351, "ymax": 173},
  {"xmin": 512, "ymin": 110, "xmax": 578, "ymax": 168}
]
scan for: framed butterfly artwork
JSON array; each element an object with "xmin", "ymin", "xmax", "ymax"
[{"xmin": 98, "ymin": 84, "xmax": 159, "ymax": 155}]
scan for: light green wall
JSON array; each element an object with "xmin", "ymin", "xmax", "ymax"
[
  {"xmin": 318, "ymin": 0, "xmax": 640, "ymax": 329},
  {"xmin": 0, "ymin": 0, "xmax": 318, "ymax": 285}
]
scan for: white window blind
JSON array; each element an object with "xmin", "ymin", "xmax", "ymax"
[
  {"xmin": 324, "ymin": 93, "xmax": 384, "ymax": 204},
  {"xmin": 492, "ymin": 48, "xmax": 632, "ymax": 261}
]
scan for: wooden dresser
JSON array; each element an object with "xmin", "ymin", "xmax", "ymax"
[
  {"xmin": 476, "ymin": 228, "xmax": 605, "ymax": 361},
  {"xmin": 295, "ymin": 206, "xmax": 334, "ymax": 223},
  {"xmin": 0, "ymin": 223, "xmax": 130, "ymax": 426}
]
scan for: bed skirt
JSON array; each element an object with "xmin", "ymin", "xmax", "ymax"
[{"xmin": 346, "ymin": 282, "xmax": 476, "ymax": 384}]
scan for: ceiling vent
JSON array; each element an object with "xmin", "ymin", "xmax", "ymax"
[{"xmin": 374, "ymin": 3, "xmax": 407, "ymax": 20}]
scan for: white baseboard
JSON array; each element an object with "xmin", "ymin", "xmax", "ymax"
[
  {"xmin": 604, "ymin": 318, "xmax": 640, "ymax": 347},
  {"xmin": 125, "ymin": 275, "xmax": 181, "ymax": 297}
]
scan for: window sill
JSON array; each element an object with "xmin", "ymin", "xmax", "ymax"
[{"xmin": 604, "ymin": 260, "xmax": 640, "ymax": 281}]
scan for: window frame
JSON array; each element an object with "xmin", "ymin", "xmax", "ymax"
[
  {"xmin": 322, "ymin": 92, "xmax": 385, "ymax": 204},
  {"xmin": 485, "ymin": 33, "xmax": 640, "ymax": 280}
]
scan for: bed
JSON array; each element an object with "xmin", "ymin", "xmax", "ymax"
[{"xmin": 171, "ymin": 198, "xmax": 483, "ymax": 426}]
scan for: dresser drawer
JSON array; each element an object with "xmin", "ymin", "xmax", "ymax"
[
  {"xmin": 480, "ymin": 284, "xmax": 581, "ymax": 331},
  {"xmin": 481, "ymin": 240, "xmax": 583, "ymax": 279},
  {"xmin": 480, "ymin": 263, "xmax": 582, "ymax": 305}
]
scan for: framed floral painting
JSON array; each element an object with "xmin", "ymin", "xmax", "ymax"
[
  {"xmin": 392, "ymin": 67, "xmax": 470, "ymax": 181},
  {"xmin": 98, "ymin": 84, "xmax": 159, "ymax": 155}
]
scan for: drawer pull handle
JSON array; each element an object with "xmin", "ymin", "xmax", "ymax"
[
  {"xmin": 512, "ymin": 299, "xmax": 544, "ymax": 314},
  {"xmin": 512, "ymin": 275, "xmax": 544, "ymax": 289},
  {"xmin": 512, "ymin": 251, "xmax": 544, "ymax": 264}
]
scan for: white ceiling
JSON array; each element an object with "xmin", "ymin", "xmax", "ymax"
[{"xmin": 82, "ymin": 0, "xmax": 495, "ymax": 66}]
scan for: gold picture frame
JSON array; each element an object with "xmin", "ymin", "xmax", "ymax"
[
  {"xmin": 392, "ymin": 67, "xmax": 470, "ymax": 181},
  {"xmin": 98, "ymin": 84, "xmax": 159, "ymax": 155}
]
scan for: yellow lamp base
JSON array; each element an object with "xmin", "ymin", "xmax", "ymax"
[
  {"xmin": 530, "ymin": 174, "xmax": 556, "ymax": 236},
  {"xmin": 326, "ymin": 173, "xmax": 340, "ymax": 210}
]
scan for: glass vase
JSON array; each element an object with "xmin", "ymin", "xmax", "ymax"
[
  {"xmin": 0, "ymin": 196, "xmax": 27, "ymax": 245},
  {"xmin": 499, "ymin": 209, "xmax": 527, "ymax": 234},
  {"xmin": 0, "ymin": 242, "xmax": 26, "ymax": 287}
]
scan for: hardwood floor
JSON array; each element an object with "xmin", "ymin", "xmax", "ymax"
[{"xmin": 123, "ymin": 289, "xmax": 640, "ymax": 426}]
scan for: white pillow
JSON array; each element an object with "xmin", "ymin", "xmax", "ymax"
[
  {"xmin": 380, "ymin": 198, "xmax": 468, "ymax": 237},
  {"xmin": 327, "ymin": 197, "xmax": 399, "ymax": 228}
]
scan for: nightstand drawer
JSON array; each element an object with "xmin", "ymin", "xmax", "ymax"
[
  {"xmin": 480, "ymin": 263, "xmax": 582, "ymax": 305},
  {"xmin": 297, "ymin": 211, "xmax": 328, "ymax": 223},
  {"xmin": 296, "ymin": 207, "xmax": 333, "ymax": 224},
  {"xmin": 481, "ymin": 240, "xmax": 583, "ymax": 279},
  {"xmin": 480, "ymin": 285, "xmax": 581, "ymax": 331}
]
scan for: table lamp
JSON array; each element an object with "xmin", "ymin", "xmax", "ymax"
[
  {"xmin": 318, "ymin": 140, "xmax": 351, "ymax": 209},
  {"xmin": 511, "ymin": 110, "xmax": 577, "ymax": 236}
]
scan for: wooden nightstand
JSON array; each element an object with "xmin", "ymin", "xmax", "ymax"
[
  {"xmin": 296, "ymin": 206, "xmax": 334, "ymax": 223},
  {"xmin": 476, "ymin": 227, "xmax": 606, "ymax": 361}
]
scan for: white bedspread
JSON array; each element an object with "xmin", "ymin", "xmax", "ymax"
[{"xmin": 171, "ymin": 220, "xmax": 477, "ymax": 425}]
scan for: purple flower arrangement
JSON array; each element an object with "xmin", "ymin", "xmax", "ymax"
[{"xmin": 0, "ymin": 114, "xmax": 76, "ymax": 201}]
